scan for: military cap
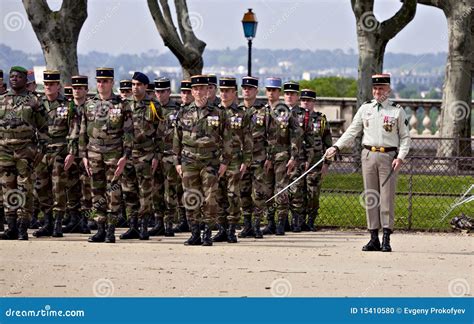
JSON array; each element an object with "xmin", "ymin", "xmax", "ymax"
[
  {"xmin": 207, "ymin": 74, "xmax": 218, "ymax": 86},
  {"xmin": 27, "ymin": 70, "xmax": 35, "ymax": 84},
  {"xmin": 96, "ymin": 67, "xmax": 114, "ymax": 79},
  {"xmin": 283, "ymin": 81, "xmax": 300, "ymax": 92},
  {"xmin": 180, "ymin": 79, "xmax": 192, "ymax": 91},
  {"xmin": 0, "ymin": 69, "xmax": 3, "ymax": 80},
  {"xmin": 43, "ymin": 70, "xmax": 60, "ymax": 83},
  {"xmin": 154, "ymin": 78, "xmax": 171, "ymax": 90},
  {"xmin": 372, "ymin": 73, "xmax": 390, "ymax": 85},
  {"xmin": 71, "ymin": 75, "xmax": 88, "ymax": 87},
  {"xmin": 300, "ymin": 89, "xmax": 316, "ymax": 100},
  {"xmin": 191, "ymin": 75, "xmax": 208, "ymax": 87},
  {"xmin": 265, "ymin": 77, "xmax": 282, "ymax": 89},
  {"xmin": 146, "ymin": 83, "xmax": 155, "ymax": 92},
  {"xmin": 10, "ymin": 66, "xmax": 28, "ymax": 75},
  {"xmin": 132, "ymin": 71, "xmax": 149, "ymax": 85},
  {"xmin": 64, "ymin": 86, "xmax": 73, "ymax": 96},
  {"xmin": 219, "ymin": 77, "xmax": 237, "ymax": 89},
  {"xmin": 241, "ymin": 76, "xmax": 258, "ymax": 88},
  {"xmin": 119, "ymin": 80, "xmax": 132, "ymax": 90}
]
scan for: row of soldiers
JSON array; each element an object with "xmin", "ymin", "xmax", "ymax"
[{"xmin": 0, "ymin": 67, "xmax": 332, "ymax": 246}]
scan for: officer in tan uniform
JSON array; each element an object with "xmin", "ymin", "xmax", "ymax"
[{"xmin": 326, "ymin": 74, "xmax": 410, "ymax": 252}]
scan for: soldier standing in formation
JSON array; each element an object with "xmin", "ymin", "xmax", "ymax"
[
  {"xmin": 119, "ymin": 80, "xmax": 132, "ymax": 100},
  {"xmin": 326, "ymin": 74, "xmax": 410, "ymax": 252},
  {"xmin": 207, "ymin": 74, "xmax": 221, "ymax": 107}
]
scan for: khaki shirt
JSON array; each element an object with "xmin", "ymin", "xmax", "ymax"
[{"xmin": 335, "ymin": 99, "xmax": 410, "ymax": 160}]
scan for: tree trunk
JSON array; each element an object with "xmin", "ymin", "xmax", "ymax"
[
  {"xmin": 419, "ymin": 0, "xmax": 473, "ymax": 158},
  {"xmin": 352, "ymin": 0, "xmax": 417, "ymax": 108},
  {"xmin": 147, "ymin": 0, "xmax": 206, "ymax": 78},
  {"xmin": 22, "ymin": 0, "xmax": 87, "ymax": 84}
]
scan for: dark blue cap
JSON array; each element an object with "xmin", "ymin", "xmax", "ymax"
[{"xmin": 132, "ymin": 71, "xmax": 149, "ymax": 85}]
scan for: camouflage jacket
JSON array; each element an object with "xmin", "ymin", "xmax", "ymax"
[
  {"xmin": 173, "ymin": 101, "xmax": 232, "ymax": 166},
  {"xmin": 302, "ymin": 110, "xmax": 332, "ymax": 164},
  {"xmin": 79, "ymin": 93, "xmax": 133, "ymax": 159},
  {"xmin": 127, "ymin": 95, "xmax": 164, "ymax": 158},
  {"xmin": 242, "ymin": 102, "xmax": 270, "ymax": 163},
  {"xmin": 0, "ymin": 89, "xmax": 48, "ymax": 147},
  {"xmin": 220, "ymin": 102, "xmax": 253, "ymax": 165},
  {"xmin": 161, "ymin": 99, "xmax": 180, "ymax": 157},
  {"xmin": 266, "ymin": 103, "xmax": 302, "ymax": 163}
]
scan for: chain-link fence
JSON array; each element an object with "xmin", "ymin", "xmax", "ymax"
[{"xmin": 318, "ymin": 137, "xmax": 474, "ymax": 231}]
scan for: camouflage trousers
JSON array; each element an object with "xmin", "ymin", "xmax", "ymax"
[
  {"xmin": 240, "ymin": 159, "xmax": 274, "ymax": 222},
  {"xmin": 216, "ymin": 161, "xmax": 243, "ymax": 225},
  {"xmin": 35, "ymin": 146, "xmax": 80, "ymax": 216},
  {"xmin": 288, "ymin": 160, "xmax": 307, "ymax": 217},
  {"xmin": 0, "ymin": 143, "xmax": 37, "ymax": 222},
  {"xmin": 88, "ymin": 150, "xmax": 122, "ymax": 224},
  {"xmin": 162, "ymin": 155, "xmax": 180, "ymax": 223},
  {"xmin": 78, "ymin": 157, "xmax": 92, "ymax": 212},
  {"xmin": 305, "ymin": 167, "xmax": 323, "ymax": 219},
  {"xmin": 121, "ymin": 151, "xmax": 154, "ymax": 220},
  {"xmin": 181, "ymin": 159, "xmax": 220, "ymax": 226},
  {"xmin": 153, "ymin": 163, "xmax": 165, "ymax": 219},
  {"xmin": 271, "ymin": 156, "xmax": 290, "ymax": 222}
]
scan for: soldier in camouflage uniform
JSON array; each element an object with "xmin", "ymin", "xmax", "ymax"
[
  {"xmin": 207, "ymin": 74, "xmax": 221, "ymax": 107},
  {"xmin": 149, "ymin": 78, "xmax": 174, "ymax": 236},
  {"xmin": 173, "ymin": 75, "xmax": 232, "ymax": 246},
  {"xmin": 63, "ymin": 75, "xmax": 92, "ymax": 234},
  {"xmin": 300, "ymin": 89, "xmax": 332, "ymax": 231},
  {"xmin": 33, "ymin": 70, "xmax": 80, "ymax": 238},
  {"xmin": 146, "ymin": 83, "xmax": 156, "ymax": 100},
  {"xmin": 0, "ymin": 66, "xmax": 48, "ymax": 240},
  {"xmin": 0, "ymin": 69, "xmax": 4, "ymax": 232},
  {"xmin": 64, "ymin": 86, "xmax": 73, "ymax": 101},
  {"xmin": 264, "ymin": 78, "xmax": 302, "ymax": 236},
  {"xmin": 212, "ymin": 77, "xmax": 252, "ymax": 243},
  {"xmin": 284, "ymin": 81, "xmax": 306, "ymax": 232},
  {"xmin": 172, "ymin": 79, "xmax": 193, "ymax": 233},
  {"xmin": 119, "ymin": 80, "xmax": 132, "ymax": 100},
  {"xmin": 79, "ymin": 67, "xmax": 134, "ymax": 243},
  {"xmin": 120, "ymin": 72, "xmax": 163, "ymax": 240}
]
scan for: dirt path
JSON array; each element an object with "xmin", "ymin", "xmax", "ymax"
[{"xmin": 1, "ymin": 230, "xmax": 472, "ymax": 297}]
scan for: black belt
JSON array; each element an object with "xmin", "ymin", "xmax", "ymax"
[{"xmin": 364, "ymin": 145, "xmax": 397, "ymax": 153}]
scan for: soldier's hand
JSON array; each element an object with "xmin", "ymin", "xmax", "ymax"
[
  {"xmin": 264, "ymin": 160, "xmax": 273, "ymax": 174},
  {"xmin": 325, "ymin": 146, "xmax": 337, "ymax": 159},
  {"xmin": 152, "ymin": 158, "xmax": 159, "ymax": 174},
  {"xmin": 218, "ymin": 164, "xmax": 227, "ymax": 178},
  {"xmin": 392, "ymin": 158, "xmax": 403, "ymax": 172},
  {"xmin": 321, "ymin": 163, "xmax": 329, "ymax": 179},
  {"xmin": 286, "ymin": 158, "xmax": 296, "ymax": 175},
  {"xmin": 176, "ymin": 165, "xmax": 183, "ymax": 178},
  {"xmin": 64, "ymin": 154, "xmax": 75, "ymax": 171},
  {"xmin": 239, "ymin": 163, "xmax": 247, "ymax": 179},
  {"xmin": 83, "ymin": 157, "xmax": 92, "ymax": 177},
  {"xmin": 114, "ymin": 156, "xmax": 127, "ymax": 178}
]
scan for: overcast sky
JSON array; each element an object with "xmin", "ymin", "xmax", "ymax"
[{"xmin": 0, "ymin": 0, "xmax": 448, "ymax": 55}]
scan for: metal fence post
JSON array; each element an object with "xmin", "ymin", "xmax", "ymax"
[{"xmin": 407, "ymin": 158, "xmax": 413, "ymax": 230}]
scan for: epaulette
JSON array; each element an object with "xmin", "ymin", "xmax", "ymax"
[
  {"xmin": 363, "ymin": 100, "xmax": 373, "ymax": 105},
  {"xmin": 390, "ymin": 101, "xmax": 403, "ymax": 109}
]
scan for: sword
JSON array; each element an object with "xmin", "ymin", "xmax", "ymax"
[
  {"xmin": 266, "ymin": 154, "xmax": 327, "ymax": 203},
  {"xmin": 381, "ymin": 166, "xmax": 395, "ymax": 187}
]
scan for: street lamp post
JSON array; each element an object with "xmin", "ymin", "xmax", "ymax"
[{"xmin": 242, "ymin": 9, "xmax": 258, "ymax": 77}]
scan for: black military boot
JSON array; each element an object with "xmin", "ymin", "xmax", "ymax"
[
  {"xmin": 139, "ymin": 217, "xmax": 150, "ymax": 240},
  {"xmin": 62, "ymin": 210, "xmax": 80, "ymax": 233},
  {"xmin": 29, "ymin": 208, "xmax": 41, "ymax": 229},
  {"xmin": 0, "ymin": 208, "xmax": 4, "ymax": 232},
  {"xmin": 300, "ymin": 214, "xmax": 310, "ymax": 231},
  {"xmin": 202, "ymin": 225, "xmax": 213, "ymax": 246},
  {"xmin": 87, "ymin": 219, "xmax": 98, "ymax": 230},
  {"xmin": 362, "ymin": 229, "xmax": 381, "ymax": 251},
  {"xmin": 88, "ymin": 222, "xmax": 106, "ymax": 243},
  {"xmin": 253, "ymin": 218, "xmax": 263, "ymax": 239},
  {"xmin": 292, "ymin": 213, "xmax": 302, "ymax": 232},
  {"xmin": 120, "ymin": 216, "xmax": 140, "ymax": 240},
  {"xmin": 275, "ymin": 218, "xmax": 286, "ymax": 236},
  {"xmin": 164, "ymin": 221, "xmax": 175, "ymax": 237},
  {"xmin": 212, "ymin": 224, "xmax": 228, "ymax": 242},
  {"xmin": 148, "ymin": 214, "xmax": 165, "ymax": 236},
  {"xmin": 18, "ymin": 218, "xmax": 29, "ymax": 240},
  {"xmin": 174, "ymin": 208, "xmax": 190, "ymax": 233},
  {"xmin": 262, "ymin": 215, "xmax": 276, "ymax": 235},
  {"xmin": 52, "ymin": 213, "xmax": 64, "ymax": 238},
  {"xmin": 381, "ymin": 228, "xmax": 392, "ymax": 252},
  {"xmin": 184, "ymin": 223, "xmax": 202, "ymax": 246},
  {"xmin": 1, "ymin": 217, "xmax": 19, "ymax": 240},
  {"xmin": 284, "ymin": 216, "xmax": 291, "ymax": 232},
  {"xmin": 227, "ymin": 224, "xmax": 238, "ymax": 243},
  {"xmin": 33, "ymin": 211, "xmax": 53, "ymax": 237},
  {"xmin": 238, "ymin": 215, "xmax": 255, "ymax": 238},
  {"xmin": 307, "ymin": 214, "xmax": 317, "ymax": 232},
  {"xmin": 105, "ymin": 223, "xmax": 116, "ymax": 243},
  {"xmin": 79, "ymin": 211, "xmax": 91, "ymax": 234}
]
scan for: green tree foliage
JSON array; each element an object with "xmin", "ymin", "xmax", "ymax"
[{"xmin": 299, "ymin": 77, "xmax": 358, "ymax": 97}]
